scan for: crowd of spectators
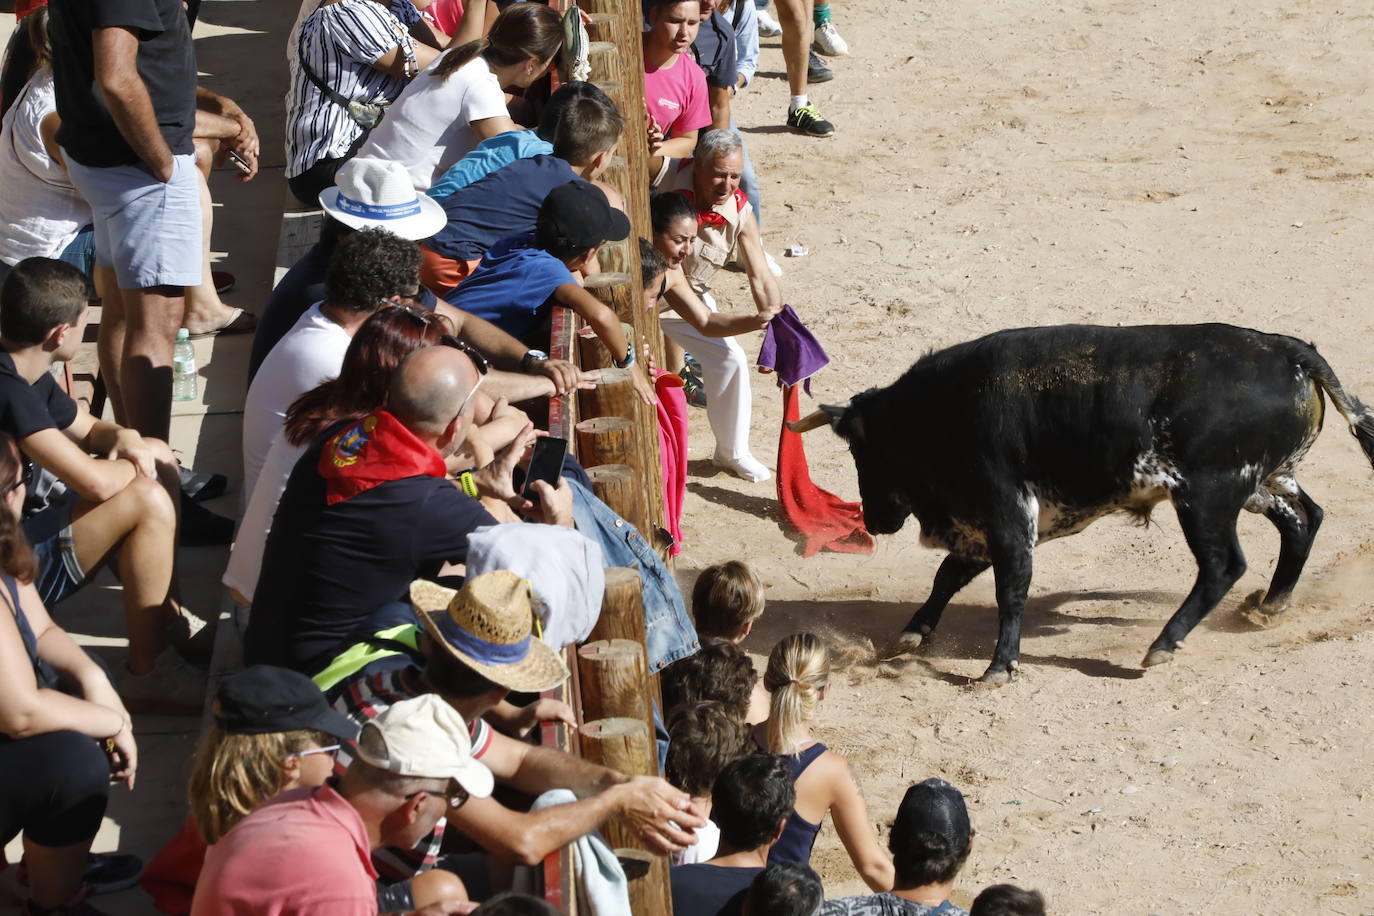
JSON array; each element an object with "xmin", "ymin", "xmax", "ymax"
[{"xmin": 0, "ymin": 0, "xmax": 1055, "ymax": 914}]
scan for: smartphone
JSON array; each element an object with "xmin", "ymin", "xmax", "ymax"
[
  {"xmin": 226, "ymin": 150, "xmax": 252, "ymax": 175},
  {"xmin": 520, "ymin": 436, "xmax": 568, "ymax": 503}
]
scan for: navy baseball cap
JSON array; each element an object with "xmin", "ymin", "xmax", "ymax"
[
  {"xmin": 894, "ymin": 778, "xmax": 971, "ymax": 853},
  {"xmin": 537, "ymin": 181, "xmax": 631, "ymax": 250},
  {"xmin": 213, "ymin": 665, "xmax": 359, "ymax": 742}
]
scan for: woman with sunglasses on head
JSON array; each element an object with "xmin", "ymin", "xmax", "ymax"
[
  {"xmin": 0, "ymin": 431, "xmax": 140, "ymax": 916},
  {"xmin": 142, "ymin": 665, "xmax": 463, "ymax": 915}
]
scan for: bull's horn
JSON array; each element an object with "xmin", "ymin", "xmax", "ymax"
[
  {"xmin": 788, "ymin": 403, "xmax": 849, "ymax": 433},
  {"xmin": 786, "ymin": 409, "xmax": 831, "ymax": 433}
]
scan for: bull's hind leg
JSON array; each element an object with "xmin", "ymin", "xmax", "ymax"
[
  {"xmin": 980, "ymin": 526, "xmax": 1035, "ymax": 685},
  {"xmin": 1257, "ymin": 486, "xmax": 1323, "ymax": 614},
  {"xmin": 897, "ymin": 555, "xmax": 990, "ymax": 651},
  {"xmin": 1143, "ymin": 483, "xmax": 1249, "ymax": 667}
]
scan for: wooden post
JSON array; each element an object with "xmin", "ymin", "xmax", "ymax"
[
  {"xmin": 588, "ymin": 567, "xmax": 648, "ymax": 654},
  {"xmin": 586, "ymin": 465, "xmax": 649, "ymax": 538},
  {"xmin": 578, "ymin": 320, "xmax": 636, "ymax": 370},
  {"xmin": 577, "ymin": 367, "xmax": 638, "ymax": 422},
  {"xmin": 577, "ymin": 639, "xmax": 653, "ymax": 729},
  {"xmin": 575, "ymin": 416, "xmax": 636, "ymax": 467},
  {"xmin": 585, "ymin": 272, "xmax": 636, "ymax": 324},
  {"xmin": 580, "ymin": 717, "xmax": 672, "ymax": 915}
]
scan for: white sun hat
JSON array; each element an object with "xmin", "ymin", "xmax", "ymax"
[
  {"xmin": 354, "ymin": 694, "xmax": 494, "ymax": 800},
  {"xmin": 319, "ymin": 157, "xmax": 446, "ymax": 240}
]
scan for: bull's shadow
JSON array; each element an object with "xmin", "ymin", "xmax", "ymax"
[{"xmin": 746, "ymin": 588, "xmax": 1192, "ymax": 682}]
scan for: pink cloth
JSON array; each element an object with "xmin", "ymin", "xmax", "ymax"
[
  {"xmin": 425, "ymin": 0, "xmax": 465, "ymax": 35},
  {"xmin": 656, "ymin": 372, "xmax": 688, "ymax": 556},
  {"xmin": 643, "ymin": 48, "xmax": 711, "ymax": 138},
  {"xmin": 190, "ymin": 785, "xmax": 378, "ymax": 916},
  {"xmin": 142, "ymin": 819, "xmax": 207, "ymax": 916}
]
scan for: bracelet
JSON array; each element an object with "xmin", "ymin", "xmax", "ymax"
[{"xmin": 458, "ymin": 471, "xmax": 479, "ymax": 498}]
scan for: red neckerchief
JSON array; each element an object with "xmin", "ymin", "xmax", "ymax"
[
  {"xmin": 317, "ymin": 410, "xmax": 447, "ymax": 506},
  {"xmin": 676, "ymin": 185, "xmax": 748, "ymax": 230}
]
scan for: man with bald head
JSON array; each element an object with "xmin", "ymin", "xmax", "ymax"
[{"xmin": 244, "ymin": 342, "xmax": 573, "ymax": 675}]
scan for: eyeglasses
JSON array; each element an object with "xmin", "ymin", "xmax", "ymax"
[
  {"xmin": 406, "ymin": 784, "xmax": 471, "ymax": 811},
  {"xmin": 3, "ymin": 462, "xmax": 34, "ymax": 498},
  {"xmin": 438, "ymin": 335, "xmax": 490, "ymax": 416},
  {"xmin": 286, "ymin": 744, "xmax": 340, "ymax": 760}
]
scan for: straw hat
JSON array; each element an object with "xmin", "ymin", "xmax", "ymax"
[
  {"xmin": 318, "ymin": 157, "xmax": 445, "ymax": 240},
  {"xmin": 410, "ymin": 571, "xmax": 570, "ymax": 693}
]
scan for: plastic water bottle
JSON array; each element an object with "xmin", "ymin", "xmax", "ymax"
[{"xmin": 173, "ymin": 328, "xmax": 197, "ymax": 402}]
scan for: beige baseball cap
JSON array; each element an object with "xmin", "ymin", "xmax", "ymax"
[{"xmin": 354, "ymin": 695, "xmax": 494, "ymax": 800}]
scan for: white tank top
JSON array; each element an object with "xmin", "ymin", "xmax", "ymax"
[{"xmin": 0, "ymin": 69, "xmax": 92, "ymax": 265}]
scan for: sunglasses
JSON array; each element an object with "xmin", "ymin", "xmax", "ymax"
[
  {"xmin": 286, "ymin": 744, "xmax": 341, "ymax": 760},
  {"xmin": 3, "ymin": 462, "xmax": 34, "ymax": 498},
  {"xmin": 438, "ymin": 335, "xmax": 490, "ymax": 416}
]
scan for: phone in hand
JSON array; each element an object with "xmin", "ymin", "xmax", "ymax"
[
  {"xmin": 226, "ymin": 149, "xmax": 252, "ymax": 175},
  {"xmin": 520, "ymin": 436, "xmax": 568, "ymax": 504}
]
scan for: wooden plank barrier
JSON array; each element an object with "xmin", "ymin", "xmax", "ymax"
[
  {"xmin": 575, "ymin": 416, "xmax": 636, "ymax": 467},
  {"xmin": 586, "ymin": 465, "xmax": 650, "ymax": 540},
  {"xmin": 577, "ymin": 638, "xmax": 654, "ymax": 733}
]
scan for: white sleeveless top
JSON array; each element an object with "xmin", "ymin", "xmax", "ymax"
[{"xmin": 0, "ymin": 69, "xmax": 92, "ymax": 265}]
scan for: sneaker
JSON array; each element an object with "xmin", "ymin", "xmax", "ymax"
[
  {"xmin": 787, "ymin": 102, "xmax": 835, "ymax": 137},
  {"xmin": 179, "ymin": 493, "xmax": 234, "ymax": 547},
  {"xmin": 16, "ymin": 853, "xmax": 142, "ymax": 898},
  {"xmin": 756, "ymin": 8, "xmax": 782, "ymax": 36},
  {"xmin": 807, "ymin": 50, "xmax": 834, "ymax": 84},
  {"xmin": 165, "ymin": 611, "xmax": 216, "ymax": 667},
  {"xmin": 178, "ymin": 465, "xmax": 228, "ymax": 503},
  {"xmin": 712, "ymin": 453, "xmax": 771, "ymax": 483},
  {"xmin": 812, "ymin": 20, "xmax": 849, "ymax": 56},
  {"xmin": 115, "ymin": 649, "xmax": 207, "ymax": 716}
]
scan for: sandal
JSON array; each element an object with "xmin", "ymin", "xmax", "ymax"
[{"xmin": 188, "ymin": 307, "xmax": 257, "ymax": 340}]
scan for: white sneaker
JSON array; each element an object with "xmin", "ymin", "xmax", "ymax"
[
  {"xmin": 115, "ymin": 648, "xmax": 207, "ymax": 716},
  {"xmin": 812, "ymin": 20, "xmax": 849, "ymax": 56},
  {"xmin": 765, "ymin": 251, "xmax": 783, "ymax": 278},
  {"xmin": 713, "ymin": 453, "xmax": 772, "ymax": 483},
  {"xmin": 757, "ymin": 8, "xmax": 783, "ymax": 37}
]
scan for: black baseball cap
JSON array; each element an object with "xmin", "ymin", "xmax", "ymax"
[
  {"xmin": 537, "ymin": 181, "xmax": 631, "ymax": 250},
  {"xmin": 213, "ymin": 665, "xmax": 359, "ymax": 742},
  {"xmin": 894, "ymin": 778, "xmax": 971, "ymax": 853}
]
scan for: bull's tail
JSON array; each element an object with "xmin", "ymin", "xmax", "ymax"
[{"xmin": 1295, "ymin": 341, "xmax": 1374, "ymax": 470}]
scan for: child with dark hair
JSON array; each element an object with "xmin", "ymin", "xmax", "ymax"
[
  {"xmin": 671, "ymin": 753, "xmax": 796, "ymax": 916},
  {"xmin": 661, "ymin": 638, "xmax": 758, "ymax": 724},
  {"xmin": 821, "ymin": 778, "xmax": 974, "ymax": 916},
  {"xmin": 745, "ymin": 860, "xmax": 824, "ymax": 916},
  {"xmin": 446, "ymin": 181, "xmax": 655, "ymax": 405},
  {"xmin": 970, "ymin": 884, "xmax": 1045, "ymax": 916},
  {"xmin": 666, "ymin": 701, "xmax": 754, "ymax": 864}
]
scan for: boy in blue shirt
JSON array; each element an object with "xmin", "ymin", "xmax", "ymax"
[{"xmin": 447, "ymin": 181, "xmax": 655, "ymax": 404}]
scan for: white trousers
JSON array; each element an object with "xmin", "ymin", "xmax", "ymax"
[{"xmin": 660, "ymin": 292, "xmax": 756, "ymax": 461}]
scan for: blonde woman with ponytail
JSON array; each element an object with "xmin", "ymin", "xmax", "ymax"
[
  {"xmin": 359, "ymin": 2, "xmax": 566, "ymax": 191},
  {"xmin": 758, "ymin": 633, "xmax": 895, "ymax": 892}
]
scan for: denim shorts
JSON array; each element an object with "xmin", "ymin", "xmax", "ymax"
[
  {"xmin": 25, "ymin": 497, "xmax": 89, "ymax": 607},
  {"xmin": 65, "ymin": 154, "xmax": 202, "ymax": 290}
]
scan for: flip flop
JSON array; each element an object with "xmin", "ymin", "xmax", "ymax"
[{"xmin": 188, "ymin": 307, "xmax": 257, "ymax": 340}]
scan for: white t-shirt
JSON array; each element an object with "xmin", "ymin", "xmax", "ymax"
[
  {"xmin": 223, "ymin": 432, "xmax": 307, "ymax": 604},
  {"xmin": 0, "ymin": 69, "xmax": 92, "ymax": 265},
  {"xmin": 670, "ymin": 819, "xmax": 720, "ymax": 866},
  {"xmin": 358, "ymin": 53, "xmax": 508, "ymax": 191},
  {"xmin": 240, "ymin": 303, "xmax": 351, "ymax": 502}
]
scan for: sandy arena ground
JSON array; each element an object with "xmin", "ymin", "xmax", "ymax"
[
  {"xmin": 699, "ymin": 0, "xmax": 1374, "ymax": 911},
  {"xmin": 4, "ymin": 0, "xmax": 1374, "ymax": 912}
]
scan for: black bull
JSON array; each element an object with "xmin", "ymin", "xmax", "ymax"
[{"xmin": 792, "ymin": 324, "xmax": 1374, "ymax": 684}]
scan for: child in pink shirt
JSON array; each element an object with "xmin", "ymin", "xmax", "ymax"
[{"xmin": 643, "ymin": 0, "xmax": 712, "ymax": 159}]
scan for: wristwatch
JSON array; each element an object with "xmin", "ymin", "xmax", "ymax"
[
  {"xmin": 613, "ymin": 347, "xmax": 636, "ymax": 369},
  {"xmin": 521, "ymin": 349, "xmax": 548, "ymax": 373}
]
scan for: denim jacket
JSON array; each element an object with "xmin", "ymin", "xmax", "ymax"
[{"xmin": 569, "ymin": 479, "xmax": 699, "ymax": 672}]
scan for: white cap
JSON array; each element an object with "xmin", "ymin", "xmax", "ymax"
[
  {"xmin": 318, "ymin": 158, "xmax": 446, "ymax": 241},
  {"xmin": 354, "ymin": 695, "xmax": 494, "ymax": 800}
]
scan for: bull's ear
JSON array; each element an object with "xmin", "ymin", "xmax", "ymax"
[{"xmin": 821, "ymin": 402, "xmax": 861, "ymax": 440}]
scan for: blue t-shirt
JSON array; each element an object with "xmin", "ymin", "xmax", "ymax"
[
  {"xmin": 444, "ymin": 235, "xmax": 573, "ymax": 340},
  {"xmin": 426, "ymin": 130, "xmax": 554, "ymax": 202},
  {"xmin": 428, "ymin": 156, "xmax": 581, "ymax": 263}
]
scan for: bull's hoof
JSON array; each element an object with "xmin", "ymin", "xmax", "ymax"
[
  {"xmin": 896, "ymin": 631, "xmax": 926, "ymax": 653},
  {"xmin": 1142, "ymin": 647, "xmax": 1175, "ymax": 668},
  {"xmin": 1241, "ymin": 589, "xmax": 1288, "ymax": 628},
  {"xmin": 976, "ymin": 667, "xmax": 1013, "ymax": 687}
]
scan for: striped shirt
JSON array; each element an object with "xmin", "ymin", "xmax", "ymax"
[
  {"xmin": 332, "ymin": 666, "xmax": 493, "ymax": 882},
  {"xmin": 285, "ymin": 0, "xmax": 416, "ymax": 178}
]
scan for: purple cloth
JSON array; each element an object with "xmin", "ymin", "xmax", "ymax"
[{"xmin": 757, "ymin": 304, "xmax": 829, "ymax": 395}]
